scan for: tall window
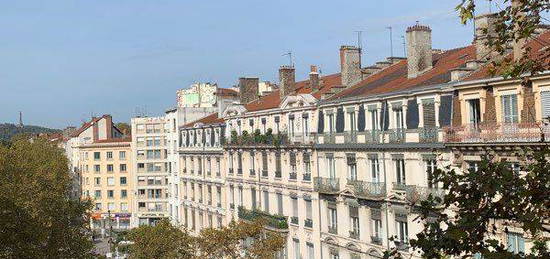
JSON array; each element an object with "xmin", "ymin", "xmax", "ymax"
[
  {"xmin": 541, "ymin": 91, "xmax": 550, "ymax": 119},
  {"xmin": 289, "ymin": 116, "xmax": 295, "ymax": 137},
  {"xmin": 262, "ymin": 151, "xmax": 268, "ymax": 176},
  {"xmin": 237, "ymin": 152, "xmax": 243, "ymax": 175},
  {"xmin": 289, "ymin": 152, "xmax": 297, "ymax": 179},
  {"xmin": 328, "ymin": 113, "xmax": 335, "ymax": 133},
  {"xmin": 507, "ymin": 232, "xmax": 525, "ymax": 254},
  {"xmin": 303, "ymin": 115, "xmax": 309, "ymax": 136},
  {"xmin": 396, "ymin": 220, "xmax": 409, "ymax": 244},
  {"xmin": 303, "ymin": 153, "xmax": 311, "ymax": 180},
  {"xmin": 291, "ymin": 197, "xmax": 298, "ymax": 222},
  {"xmin": 275, "ymin": 152, "xmax": 282, "ymax": 177},
  {"xmin": 293, "ymin": 239, "xmax": 300, "ymax": 259},
  {"xmin": 426, "ymin": 159, "xmax": 437, "ymax": 188},
  {"xmin": 307, "ymin": 243, "xmax": 314, "ymax": 259},
  {"xmin": 250, "ymin": 151, "xmax": 255, "ymax": 175},
  {"xmin": 501, "ymin": 94, "xmax": 519, "ymax": 123},
  {"xmin": 275, "ymin": 116, "xmax": 280, "ymax": 134},
  {"xmin": 370, "ymin": 109, "xmax": 379, "ymax": 130},
  {"xmin": 349, "ymin": 111, "xmax": 356, "ymax": 132},
  {"xmin": 349, "ymin": 206, "xmax": 360, "ymax": 238},
  {"xmin": 263, "ymin": 190, "xmax": 269, "ymax": 213},
  {"xmin": 277, "ymin": 193, "xmax": 283, "ymax": 215},
  {"xmin": 229, "ymin": 185, "xmax": 235, "ymax": 206},
  {"xmin": 370, "ymin": 155, "xmax": 380, "ymax": 182},
  {"xmin": 423, "ymin": 99, "xmax": 436, "ymax": 128},
  {"xmin": 251, "ymin": 188, "xmax": 256, "ymax": 209},
  {"xmin": 372, "ymin": 219, "xmax": 382, "ymax": 239},
  {"xmin": 238, "ymin": 186, "xmax": 243, "ymax": 206},
  {"xmin": 394, "ymin": 107, "xmax": 404, "ymax": 129},
  {"xmin": 305, "ymin": 199, "xmax": 312, "ymax": 223},
  {"xmin": 468, "ymin": 99, "xmax": 481, "ymax": 126},
  {"xmin": 395, "ymin": 158, "xmax": 406, "ymax": 185},
  {"xmin": 329, "ymin": 207, "xmax": 338, "ymax": 232},
  {"xmin": 327, "ymin": 154, "xmax": 336, "ymax": 178},
  {"xmin": 347, "ymin": 154, "xmax": 357, "ymax": 181}
]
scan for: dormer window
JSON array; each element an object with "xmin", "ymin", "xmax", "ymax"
[{"xmin": 288, "ymin": 114, "xmax": 295, "ymax": 137}]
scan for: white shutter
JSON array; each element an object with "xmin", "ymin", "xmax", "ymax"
[{"xmin": 541, "ymin": 91, "xmax": 550, "ymax": 119}]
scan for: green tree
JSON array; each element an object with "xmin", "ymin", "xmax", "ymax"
[
  {"xmin": 127, "ymin": 219, "xmax": 285, "ymax": 259},
  {"xmin": 385, "ymin": 150, "xmax": 550, "ymax": 259},
  {"xmin": 457, "ymin": 0, "xmax": 550, "ymax": 78},
  {"xmin": 115, "ymin": 122, "xmax": 131, "ymax": 136},
  {"xmin": 0, "ymin": 137, "xmax": 94, "ymax": 258}
]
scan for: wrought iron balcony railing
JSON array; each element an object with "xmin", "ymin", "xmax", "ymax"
[
  {"xmin": 347, "ymin": 180, "xmax": 386, "ymax": 199},
  {"xmin": 290, "ymin": 133, "xmax": 314, "ymax": 144},
  {"xmin": 388, "ymin": 128, "xmax": 406, "ymax": 143},
  {"xmin": 237, "ymin": 206, "xmax": 288, "ymax": 230},
  {"xmin": 405, "ymin": 185, "xmax": 445, "ymax": 204},
  {"xmin": 444, "ymin": 122, "xmax": 550, "ymax": 143},
  {"xmin": 303, "ymin": 173, "xmax": 311, "ymax": 181},
  {"xmin": 228, "ymin": 168, "xmax": 233, "ymax": 175},
  {"xmin": 328, "ymin": 225, "xmax": 338, "ymax": 234},
  {"xmin": 349, "ymin": 230, "xmax": 360, "ymax": 239},
  {"xmin": 249, "ymin": 169, "xmax": 255, "ymax": 176},
  {"xmin": 274, "ymin": 171, "xmax": 282, "ymax": 179},
  {"xmin": 392, "ymin": 182, "xmax": 407, "ymax": 192},
  {"xmin": 314, "ymin": 177, "xmax": 340, "ymax": 194},
  {"xmin": 290, "ymin": 216, "xmax": 299, "ymax": 225},
  {"xmin": 289, "ymin": 172, "xmax": 297, "ymax": 180},
  {"xmin": 419, "ymin": 127, "xmax": 439, "ymax": 142},
  {"xmin": 371, "ymin": 236, "xmax": 382, "ymax": 245},
  {"xmin": 344, "ymin": 131, "xmax": 357, "ymax": 143},
  {"xmin": 261, "ymin": 169, "xmax": 268, "ymax": 177},
  {"xmin": 304, "ymin": 218, "xmax": 313, "ymax": 228},
  {"xmin": 237, "ymin": 168, "xmax": 242, "ymax": 175}
]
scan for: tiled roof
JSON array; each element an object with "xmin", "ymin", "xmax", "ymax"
[
  {"xmin": 216, "ymin": 88, "xmax": 238, "ymax": 97},
  {"xmin": 69, "ymin": 115, "xmax": 106, "ymax": 138},
  {"xmin": 244, "ymin": 73, "xmax": 342, "ymax": 112},
  {"xmin": 93, "ymin": 136, "xmax": 132, "ymax": 143},
  {"xmin": 329, "ymin": 46, "xmax": 476, "ymax": 101},
  {"xmin": 465, "ymin": 30, "xmax": 550, "ymax": 81},
  {"xmin": 183, "ymin": 113, "xmax": 224, "ymax": 128}
]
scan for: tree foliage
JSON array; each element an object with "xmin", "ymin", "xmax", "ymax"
[
  {"xmin": 385, "ymin": 150, "xmax": 550, "ymax": 259},
  {"xmin": 0, "ymin": 137, "xmax": 94, "ymax": 258},
  {"xmin": 457, "ymin": 0, "xmax": 550, "ymax": 78},
  {"xmin": 115, "ymin": 122, "xmax": 131, "ymax": 136},
  {"xmin": 127, "ymin": 219, "xmax": 285, "ymax": 259}
]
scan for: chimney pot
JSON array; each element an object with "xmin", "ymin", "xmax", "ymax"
[
  {"xmin": 406, "ymin": 23, "xmax": 433, "ymax": 78},
  {"xmin": 309, "ymin": 65, "xmax": 320, "ymax": 90},
  {"xmin": 238, "ymin": 77, "xmax": 260, "ymax": 104},
  {"xmin": 279, "ymin": 65, "xmax": 296, "ymax": 98},
  {"xmin": 340, "ymin": 46, "xmax": 362, "ymax": 87}
]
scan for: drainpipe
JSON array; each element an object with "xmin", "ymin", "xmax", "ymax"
[
  {"xmin": 380, "ymin": 101, "xmax": 391, "ymax": 250},
  {"xmin": 316, "ymin": 152, "xmax": 324, "ymax": 259}
]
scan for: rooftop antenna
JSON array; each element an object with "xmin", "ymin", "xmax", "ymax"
[
  {"xmin": 386, "ymin": 26, "xmax": 394, "ymax": 57},
  {"xmin": 401, "ymin": 35, "xmax": 406, "ymax": 56},
  {"xmin": 354, "ymin": 30, "xmax": 364, "ymax": 51},
  {"xmin": 282, "ymin": 51, "xmax": 293, "ymax": 67}
]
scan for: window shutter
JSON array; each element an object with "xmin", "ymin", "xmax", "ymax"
[
  {"xmin": 542, "ymin": 91, "xmax": 550, "ymax": 119},
  {"xmin": 406, "ymin": 98, "xmax": 419, "ymax": 129},
  {"xmin": 438, "ymin": 95, "xmax": 453, "ymax": 127},
  {"xmin": 422, "ymin": 99, "xmax": 436, "ymax": 127},
  {"xmin": 317, "ymin": 110, "xmax": 324, "ymax": 134},
  {"xmin": 336, "ymin": 107, "xmax": 345, "ymax": 133},
  {"xmin": 290, "ymin": 152, "xmax": 296, "ymax": 165},
  {"xmin": 357, "ymin": 105, "xmax": 366, "ymax": 132},
  {"xmin": 511, "ymin": 94, "xmax": 518, "ymax": 122}
]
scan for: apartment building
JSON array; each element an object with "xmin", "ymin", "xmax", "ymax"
[
  {"xmin": 80, "ymin": 137, "xmax": 133, "ymax": 232},
  {"xmin": 131, "ymin": 116, "xmax": 171, "ymax": 226},
  {"xmin": 179, "ymin": 113, "xmax": 226, "ymax": 234}
]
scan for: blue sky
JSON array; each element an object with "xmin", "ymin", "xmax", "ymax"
[{"xmin": 0, "ymin": 0, "xmax": 497, "ymax": 128}]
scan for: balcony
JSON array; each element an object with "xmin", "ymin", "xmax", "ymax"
[
  {"xmin": 344, "ymin": 131, "xmax": 357, "ymax": 143},
  {"xmin": 290, "ymin": 133, "xmax": 314, "ymax": 144},
  {"xmin": 371, "ymin": 236, "xmax": 382, "ymax": 245},
  {"xmin": 444, "ymin": 122, "xmax": 550, "ymax": 144},
  {"xmin": 388, "ymin": 128, "xmax": 406, "ymax": 143},
  {"xmin": 419, "ymin": 127, "xmax": 439, "ymax": 142},
  {"xmin": 362, "ymin": 130, "xmax": 382, "ymax": 143},
  {"xmin": 289, "ymin": 172, "xmax": 297, "ymax": 180},
  {"xmin": 349, "ymin": 230, "xmax": 360, "ymax": 239},
  {"xmin": 392, "ymin": 182, "xmax": 407, "ymax": 192},
  {"xmin": 347, "ymin": 180, "xmax": 386, "ymax": 199},
  {"xmin": 303, "ymin": 173, "xmax": 311, "ymax": 181},
  {"xmin": 290, "ymin": 216, "xmax": 299, "ymax": 225},
  {"xmin": 314, "ymin": 177, "xmax": 340, "ymax": 194},
  {"xmin": 304, "ymin": 219, "xmax": 313, "ymax": 228},
  {"xmin": 237, "ymin": 206, "xmax": 288, "ymax": 230},
  {"xmin": 405, "ymin": 185, "xmax": 445, "ymax": 204},
  {"xmin": 328, "ymin": 226, "xmax": 338, "ymax": 234},
  {"xmin": 226, "ymin": 131, "xmax": 289, "ymax": 147}
]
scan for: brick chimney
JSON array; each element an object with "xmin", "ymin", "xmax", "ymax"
[
  {"xmin": 309, "ymin": 65, "xmax": 320, "ymax": 90},
  {"xmin": 512, "ymin": 0, "xmax": 526, "ymax": 61},
  {"xmin": 406, "ymin": 23, "xmax": 432, "ymax": 78},
  {"xmin": 238, "ymin": 77, "xmax": 259, "ymax": 104},
  {"xmin": 340, "ymin": 46, "xmax": 362, "ymax": 87},
  {"xmin": 279, "ymin": 65, "xmax": 295, "ymax": 98},
  {"xmin": 474, "ymin": 13, "xmax": 498, "ymax": 61}
]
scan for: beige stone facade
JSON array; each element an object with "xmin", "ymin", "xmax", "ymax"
[{"xmin": 80, "ymin": 139, "xmax": 134, "ymax": 231}]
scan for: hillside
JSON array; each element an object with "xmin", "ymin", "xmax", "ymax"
[{"xmin": 0, "ymin": 123, "xmax": 61, "ymax": 141}]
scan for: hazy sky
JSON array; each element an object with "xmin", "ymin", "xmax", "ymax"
[{"xmin": 0, "ymin": 0, "xmax": 498, "ymax": 128}]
